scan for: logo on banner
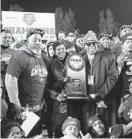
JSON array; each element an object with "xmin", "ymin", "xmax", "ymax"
[
  {"xmin": 68, "ymin": 54, "xmax": 84, "ymax": 71},
  {"xmin": 23, "ymin": 13, "xmax": 35, "ymax": 25}
]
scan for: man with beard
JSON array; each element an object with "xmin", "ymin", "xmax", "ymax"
[
  {"xmin": 5, "ymin": 29, "xmax": 48, "ymax": 137},
  {"xmin": 80, "ymin": 33, "xmax": 118, "ymax": 133},
  {"xmin": 1, "ymin": 29, "xmax": 17, "ymax": 100}
]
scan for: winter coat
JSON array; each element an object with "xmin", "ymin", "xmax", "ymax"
[
  {"xmin": 80, "ymin": 50, "xmax": 118, "ymax": 101},
  {"xmin": 79, "ymin": 49, "xmax": 118, "ymax": 131},
  {"xmin": 47, "ymin": 54, "xmax": 69, "ymax": 131}
]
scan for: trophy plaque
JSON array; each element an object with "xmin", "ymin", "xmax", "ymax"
[{"xmin": 65, "ymin": 53, "xmax": 88, "ymax": 99}]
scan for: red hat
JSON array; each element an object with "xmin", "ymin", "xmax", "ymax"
[{"xmin": 62, "ymin": 116, "xmax": 81, "ymax": 131}]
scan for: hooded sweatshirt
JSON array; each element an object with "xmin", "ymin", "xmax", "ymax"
[{"xmin": 6, "ymin": 46, "xmax": 48, "ymax": 108}]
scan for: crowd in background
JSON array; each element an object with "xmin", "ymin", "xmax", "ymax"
[{"xmin": 1, "ymin": 23, "xmax": 132, "ymax": 138}]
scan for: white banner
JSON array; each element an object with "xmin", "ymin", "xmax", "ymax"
[{"xmin": 2, "ymin": 11, "xmax": 56, "ymax": 41}]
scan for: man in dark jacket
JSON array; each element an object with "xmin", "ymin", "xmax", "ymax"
[
  {"xmin": 80, "ymin": 32, "xmax": 118, "ymax": 133},
  {"xmin": 98, "ymin": 33, "xmax": 119, "ymax": 126}
]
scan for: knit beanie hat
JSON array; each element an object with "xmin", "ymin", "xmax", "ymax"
[
  {"xmin": 109, "ymin": 124, "xmax": 123, "ymax": 138},
  {"xmin": 87, "ymin": 115, "xmax": 100, "ymax": 127},
  {"xmin": 62, "ymin": 116, "xmax": 81, "ymax": 131},
  {"xmin": 98, "ymin": 33, "xmax": 113, "ymax": 40},
  {"xmin": 83, "ymin": 33, "xmax": 98, "ymax": 44}
]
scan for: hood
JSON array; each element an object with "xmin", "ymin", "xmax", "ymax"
[{"xmin": 22, "ymin": 45, "xmax": 40, "ymax": 58}]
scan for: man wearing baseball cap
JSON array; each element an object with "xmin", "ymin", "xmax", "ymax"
[{"xmin": 5, "ymin": 28, "xmax": 49, "ymax": 137}]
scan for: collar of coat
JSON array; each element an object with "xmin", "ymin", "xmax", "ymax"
[{"xmin": 80, "ymin": 49, "xmax": 102, "ymax": 69}]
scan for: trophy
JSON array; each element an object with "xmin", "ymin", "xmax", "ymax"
[{"xmin": 65, "ymin": 53, "xmax": 88, "ymax": 99}]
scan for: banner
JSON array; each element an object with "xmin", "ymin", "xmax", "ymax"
[{"xmin": 2, "ymin": 11, "xmax": 56, "ymax": 41}]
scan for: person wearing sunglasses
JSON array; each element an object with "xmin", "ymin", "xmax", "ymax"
[{"xmin": 79, "ymin": 32, "xmax": 118, "ymax": 134}]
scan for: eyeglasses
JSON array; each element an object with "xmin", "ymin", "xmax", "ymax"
[{"xmin": 85, "ymin": 42, "xmax": 97, "ymax": 46}]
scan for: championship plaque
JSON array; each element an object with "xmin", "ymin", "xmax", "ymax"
[{"xmin": 65, "ymin": 53, "xmax": 88, "ymax": 99}]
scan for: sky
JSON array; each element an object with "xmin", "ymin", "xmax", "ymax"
[{"xmin": 2, "ymin": 0, "xmax": 132, "ymax": 33}]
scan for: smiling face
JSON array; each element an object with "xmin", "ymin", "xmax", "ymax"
[
  {"xmin": 92, "ymin": 120, "xmax": 105, "ymax": 137},
  {"xmin": 63, "ymin": 125, "xmax": 79, "ymax": 137},
  {"xmin": 55, "ymin": 44, "xmax": 66, "ymax": 60}
]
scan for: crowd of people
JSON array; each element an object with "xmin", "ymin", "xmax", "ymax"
[{"xmin": 1, "ymin": 23, "xmax": 132, "ymax": 138}]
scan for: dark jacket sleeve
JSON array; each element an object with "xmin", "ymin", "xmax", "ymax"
[
  {"xmin": 46, "ymin": 62, "xmax": 66, "ymax": 97},
  {"xmin": 97, "ymin": 54, "xmax": 118, "ymax": 99}
]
